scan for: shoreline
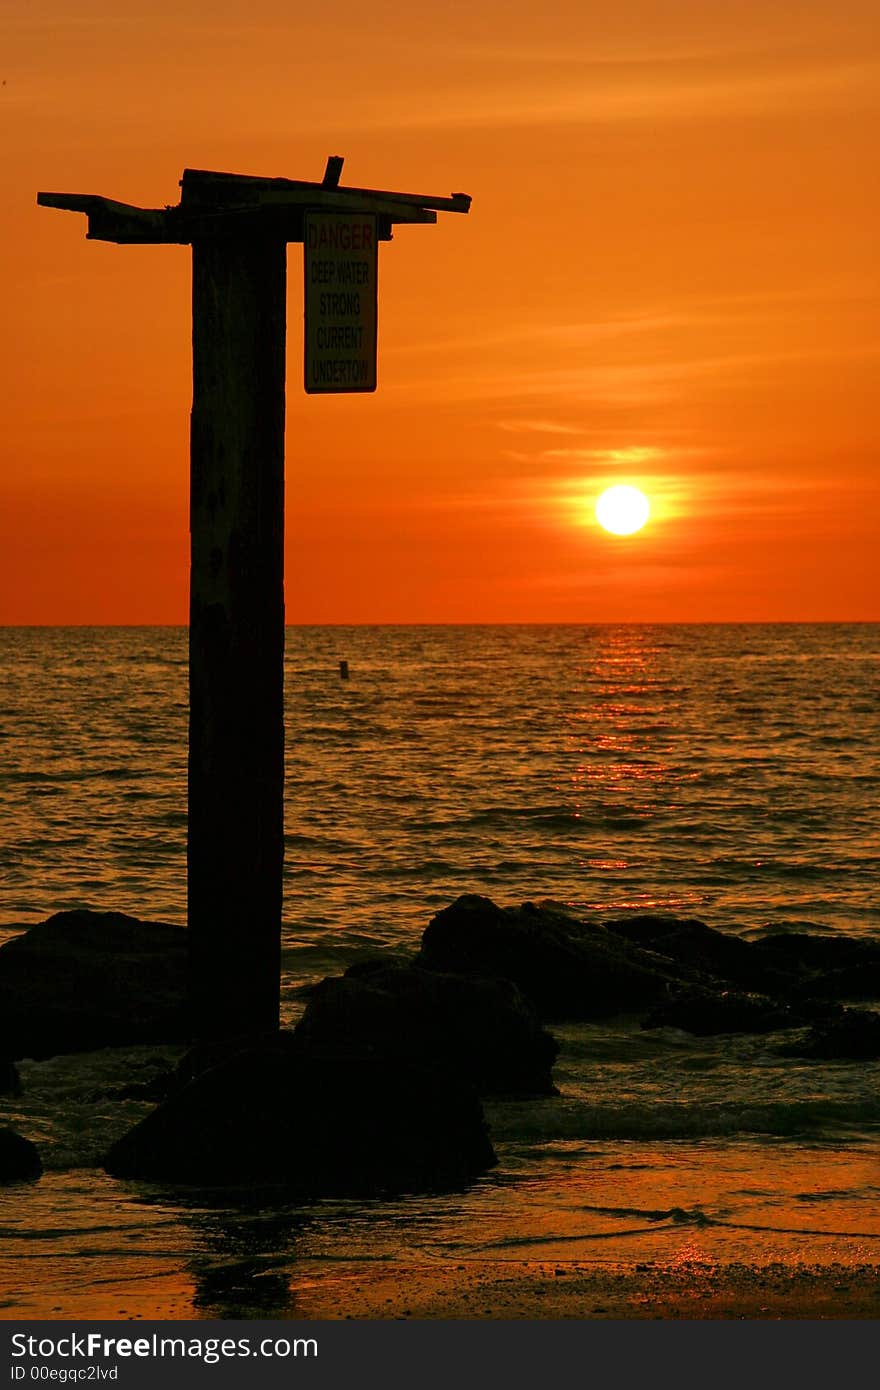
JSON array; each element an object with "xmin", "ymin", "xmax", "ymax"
[
  {"xmin": 4, "ymin": 1259, "xmax": 880, "ymax": 1322},
  {"xmin": 294, "ymin": 1259, "xmax": 880, "ymax": 1321}
]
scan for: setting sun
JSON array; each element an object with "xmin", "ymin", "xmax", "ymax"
[{"xmin": 595, "ymin": 485, "xmax": 651, "ymax": 536}]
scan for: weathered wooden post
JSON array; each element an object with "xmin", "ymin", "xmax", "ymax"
[
  {"xmin": 188, "ymin": 234, "xmax": 287, "ymax": 1038},
  {"xmin": 37, "ymin": 161, "xmax": 470, "ymax": 1041}
]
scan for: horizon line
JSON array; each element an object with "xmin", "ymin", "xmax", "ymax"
[{"xmin": 1, "ymin": 619, "xmax": 877, "ymax": 630}]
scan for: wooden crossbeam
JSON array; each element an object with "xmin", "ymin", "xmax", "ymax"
[
  {"xmin": 34, "ymin": 197, "xmax": 427, "ymax": 245},
  {"xmin": 36, "ymin": 159, "xmax": 469, "ymax": 244},
  {"xmin": 179, "ymin": 167, "xmax": 471, "ymax": 215},
  {"xmin": 36, "ymin": 193, "xmax": 181, "ymax": 244}
]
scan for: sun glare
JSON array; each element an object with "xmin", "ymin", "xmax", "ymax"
[{"xmin": 595, "ymin": 485, "xmax": 651, "ymax": 536}]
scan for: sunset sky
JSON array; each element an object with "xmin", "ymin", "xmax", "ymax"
[{"xmin": 3, "ymin": 0, "xmax": 878, "ymax": 623}]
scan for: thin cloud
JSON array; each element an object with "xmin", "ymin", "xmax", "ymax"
[
  {"xmin": 384, "ymin": 297, "xmax": 879, "ymax": 374},
  {"xmin": 388, "ymin": 341, "xmax": 880, "ymax": 406},
  {"xmin": 496, "ymin": 418, "xmax": 582, "ymax": 436},
  {"xmin": 342, "ymin": 59, "xmax": 878, "ymax": 136}
]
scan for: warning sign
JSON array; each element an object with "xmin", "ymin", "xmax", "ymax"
[{"xmin": 304, "ymin": 212, "xmax": 378, "ymax": 393}]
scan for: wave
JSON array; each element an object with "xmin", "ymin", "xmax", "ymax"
[
  {"xmin": 451, "ymin": 1213, "xmax": 880, "ymax": 1255},
  {"xmin": 489, "ymin": 1097, "xmax": 880, "ymax": 1143}
]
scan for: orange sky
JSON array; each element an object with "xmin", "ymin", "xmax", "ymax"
[{"xmin": 3, "ymin": 0, "xmax": 878, "ymax": 623}]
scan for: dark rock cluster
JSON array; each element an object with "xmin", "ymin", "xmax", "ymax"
[
  {"xmin": 294, "ymin": 962, "xmax": 558, "ymax": 1096},
  {"xmin": 104, "ymin": 1042, "xmax": 496, "ymax": 1194},
  {"xmin": 777, "ymin": 1008, "xmax": 880, "ymax": 1061},
  {"xmin": 3, "ymin": 895, "xmax": 878, "ymax": 1195},
  {"xmin": 0, "ymin": 910, "xmax": 187, "ymax": 1061},
  {"xmin": 420, "ymin": 895, "xmax": 880, "ymax": 1052},
  {"xmin": 0, "ymin": 1128, "xmax": 41, "ymax": 1184},
  {"xmin": 418, "ymin": 895, "xmax": 686, "ymax": 1017},
  {"xmin": 101, "ymin": 961, "xmax": 558, "ymax": 1193}
]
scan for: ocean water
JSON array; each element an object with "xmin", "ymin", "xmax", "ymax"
[{"xmin": 1, "ymin": 623, "xmax": 879, "ymax": 1317}]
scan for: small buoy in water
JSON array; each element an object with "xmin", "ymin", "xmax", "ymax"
[{"xmin": 339, "ymin": 660, "xmax": 349, "ymax": 679}]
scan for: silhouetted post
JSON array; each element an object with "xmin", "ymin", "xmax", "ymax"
[
  {"xmin": 37, "ymin": 162, "xmax": 470, "ymax": 1043},
  {"xmin": 188, "ymin": 236, "xmax": 286, "ymax": 1037}
]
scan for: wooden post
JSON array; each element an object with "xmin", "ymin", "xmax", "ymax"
[
  {"xmin": 188, "ymin": 235, "xmax": 287, "ymax": 1039},
  {"xmin": 38, "ymin": 165, "xmax": 470, "ymax": 1044}
]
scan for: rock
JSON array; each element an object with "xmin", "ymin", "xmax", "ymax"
[
  {"xmin": 292, "ymin": 964, "xmax": 558, "ymax": 1095},
  {"xmin": 0, "ymin": 1059, "xmax": 20, "ymax": 1095},
  {"xmin": 642, "ymin": 989, "xmax": 808, "ymax": 1036},
  {"xmin": 417, "ymin": 895, "xmax": 682, "ymax": 1020},
  {"xmin": 605, "ymin": 915, "xmax": 791, "ymax": 995},
  {"xmin": 104, "ymin": 1042, "xmax": 496, "ymax": 1195},
  {"xmin": 112, "ymin": 1075, "xmax": 176, "ymax": 1103},
  {"xmin": 605, "ymin": 916, "xmax": 880, "ymax": 1003},
  {"xmin": 753, "ymin": 934, "xmax": 880, "ymax": 1002},
  {"xmin": 786, "ymin": 962, "xmax": 880, "ymax": 1003},
  {"xmin": 107, "ymin": 1035, "xmax": 286, "ymax": 1103},
  {"xmin": 0, "ymin": 1128, "xmax": 42, "ymax": 1184},
  {"xmin": 603, "ymin": 917, "xmax": 761, "ymax": 995},
  {"xmin": 752, "ymin": 932, "xmax": 880, "ymax": 974},
  {"xmin": 778, "ymin": 1009, "xmax": 880, "ymax": 1060},
  {"xmin": 0, "ymin": 910, "xmax": 188, "ymax": 1060}
]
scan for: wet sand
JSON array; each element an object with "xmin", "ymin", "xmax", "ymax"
[
  {"xmin": 6, "ymin": 1236, "xmax": 880, "ymax": 1321},
  {"xmin": 288, "ymin": 1257, "xmax": 880, "ymax": 1321},
  {"xmin": 4, "ymin": 1044, "xmax": 880, "ymax": 1324}
]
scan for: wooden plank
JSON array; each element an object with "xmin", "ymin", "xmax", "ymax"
[
  {"xmin": 322, "ymin": 155, "xmax": 344, "ymax": 188},
  {"xmin": 37, "ymin": 188, "xmax": 435, "ymax": 244},
  {"xmin": 87, "ymin": 207, "xmax": 183, "ymax": 244},
  {"xmin": 180, "ymin": 167, "xmax": 471, "ymax": 214},
  {"xmin": 188, "ymin": 234, "xmax": 287, "ymax": 1039},
  {"xmin": 180, "ymin": 184, "xmax": 438, "ymax": 225},
  {"xmin": 37, "ymin": 193, "xmax": 182, "ymax": 244},
  {"xmin": 37, "ymin": 192, "xmax": 108, "ymax": 214}
]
